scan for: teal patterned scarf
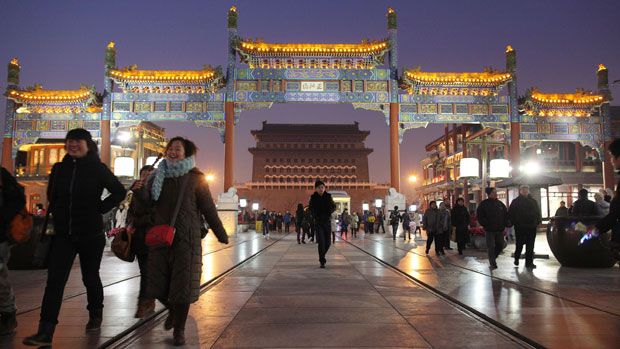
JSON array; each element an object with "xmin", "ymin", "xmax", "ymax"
[{"xmin": 150, "ymin": 156, "xmax": 195, "ymax": 201}]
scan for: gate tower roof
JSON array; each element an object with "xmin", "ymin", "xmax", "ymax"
[
  {"xmin": 108, "ymin": 66, "xmax": 220, "ymax": 84},
  {"xmin": 6, "ymin": 85, "xmax": 92, "ymax": 104},
  {"xmin": 237, "ymin": 39, "xmax": 389, "ymax": 58},
  {"xmin": 401, "ymin": 70, "xmax": 512, "ymax": 89}
]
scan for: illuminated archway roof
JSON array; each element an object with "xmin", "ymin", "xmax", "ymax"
[
  {"xmin": 236, "ymin": 39, "xmax": 389, "ymax": 57},
  {"xmin": 530, "ymin": 90, "xmax": 605, "ymax": 106},
  {"xmin": 402, "ymin": 70, "xmax": 512, "ymax": 88},
  {"xmin": 6, "ymin": 85, "xmax": 91, "ymax": 104},
  {"xmin": 108, "ymin": 66, "xmax": 218, "ymax": 83}
]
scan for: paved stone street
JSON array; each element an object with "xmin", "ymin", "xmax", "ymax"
[{"xmin": 2, "ymin": 230, "xmax": 620, "ymax": 348}]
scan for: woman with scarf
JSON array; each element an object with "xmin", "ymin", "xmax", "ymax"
[{"xmin": 141, "ymin": 137, "xmax": 228, "ymax": 346}]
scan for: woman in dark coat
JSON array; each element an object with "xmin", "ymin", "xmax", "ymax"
[
  {"xmin": 142, "ymin": 137, "xmax": 228, "ymax": 346},
  {"xmin": 24, "ymin": 129, "xmax": 126, "ymax": 347},
  {"xmin": 450, "ymin": 198, "xmax": 471, "ymax": 255},
  {"xmin": 127, "ymin": 164, "xmax": 156, "ymax": 318}
]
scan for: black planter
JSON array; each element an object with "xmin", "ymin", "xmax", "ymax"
[{"xmin": 547, "ymin": 216, "xmax": 616, "ymax": 268}]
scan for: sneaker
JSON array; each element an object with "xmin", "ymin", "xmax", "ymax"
[
  {"xmin": 85, "ymin": 309, "xmax": 102, "ymax": 331},
  {"xmin": 173, "ymin": 329, "xmax": 186, "ymax": 346},
  {"xmin": 490, "ymin": 264, "xmax": 498, "ymax": 270},
  {"xmin": 320, "ymin": 264, "xmax": 325, "ymax": 269},
  {"xmin": 23, "ymin": 322, "xmax": 55, "ymax": 346},
  {"xmin": 525, "ymin": 263, "xmax": 537, "ymax": 269},
  {"xmin": 514, "ymin": 259, "xmax": 519, "ymax": 267},
  {"xmin": 425, "ymin": 250, "xmax": 429, "ymax": 255},
  {"xmin": 135, "ymin": 299, "xmax": 156, "ymax": 318}
]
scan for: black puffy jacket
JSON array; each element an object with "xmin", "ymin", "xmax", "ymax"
[
  {"xmin": 508, "ymin": 195, "xmax": 541, "ymax": 229},
  {"xmin": 308, "ymin": 192, "xmax": 336, "ymax": 224},
  {"xmin": 48, "ymin": 152, "xmax": 126, "ymax": 238},
  {"xmin": 476, "ymin": 198, "xmax": 509, "ymax": 232}
]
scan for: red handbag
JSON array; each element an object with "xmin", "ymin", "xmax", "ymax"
[{"xmin": 145, "ymin": 176, "xmax": 189, "ymax": 247}]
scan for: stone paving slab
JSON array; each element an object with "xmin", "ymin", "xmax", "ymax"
[
  {"xmin": 0, "ymin": 231, "xmax": 277, "ymax": 348},
  {"xmin": 347, "ymin": 232, "xmax": 620, "ymax": 348},
  {"xmin": 125, "ymin": 235, "xmax": 524, "ymax": 348}
]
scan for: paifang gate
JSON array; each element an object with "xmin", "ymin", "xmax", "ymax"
[{"xmin": 2, "ymin": 7, "xmax": 615, "ymax": 192}]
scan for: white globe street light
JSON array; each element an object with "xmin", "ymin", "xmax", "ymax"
[
  {"xmin": 520, "ymin": 161, "xmax": 542, "ymax": 176},
  {"xmin": 252, "ymin": 202, "xmax": 259, "ymax": 211},
  {"xmin": 362, "ymin": 203, "xmax": 369, "ymax": 211},
  {"xmin": 375, "ymin": 199, "xmax": 383, "ymax": 208},
  {"xmin": 489, "ymin": 159, "xmax": 511, "ymax": 179},
  {"xmin": 239, "ymin": 199, "xmax": 247, "ymax": 208},
  {"xmin": 459, "ymin": 158, "xmax": 480, "ymax": 178}
]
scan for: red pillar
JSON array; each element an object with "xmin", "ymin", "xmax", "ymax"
[
  {"xmin": 389, "ymin": 102, "xmax": 400, "ymax": 191},
  {"xmin": 100, "ymin": 120, "xmax": 111, "ymax": 166},
  {"xmin": 574, "ymin": 143, "xmax": 583, "ymax": 173},
  {"xmin": 1, "ymin": 138, "xmax": 13, "ymax": 172},
  {"xmin": 224, "ymin": 101, "xmax": 235, "ymax": 191}
]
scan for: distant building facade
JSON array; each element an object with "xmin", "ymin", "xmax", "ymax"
[{"xmin": 236, "ymin": 122, "xmax": 389, "ymax": 213}]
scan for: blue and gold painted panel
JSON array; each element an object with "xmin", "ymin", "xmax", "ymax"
[{"xmin": 235, "ymin": 68, "xmax": 390, "ymax": 81}]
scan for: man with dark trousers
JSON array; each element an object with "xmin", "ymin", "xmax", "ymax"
[
  {"xmin": 308, "ymin": 180, "xmax": 336, "ymax": 268},
  {"xmin": 477, "ymin": 187, "xmax": 510, "ymax": 269},
  {"xmin": 508, "ymin": 185, "xmax": 542, "ymax": 268}
]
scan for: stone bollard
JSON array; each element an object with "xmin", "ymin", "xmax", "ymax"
[{"xmin": 217, "ymin": 187, "xmax": 238, "ymax": 237}]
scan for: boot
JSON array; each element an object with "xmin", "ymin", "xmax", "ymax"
[
  {"xmin": 135, "ymin": 298, "xmax": 156, "ymax": 318},
  {"xmin": 164, "ymin": 308, "xmax": 175, "ymax": 330},
  {"xmin": 172, "ymin": 304, "xmax": 190, "ymax": 346},
  {"xmin": 85, "ymin": 308, "xmax": 102, "ymax": 331},
  {"xmin": 0, "ymin": 311, "xmax": 17, "ymax": 335},
  {"xmin": 23, "ymin": 322, "xmax": 55, "ymax": 346},
  {"xmin": 173, "ymin": 329, "xmax": 186, "ymax": 346}
]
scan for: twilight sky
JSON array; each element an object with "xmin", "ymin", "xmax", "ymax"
[{"xmin": 1, "ymin": 0, "xmax": 619, "ymax": 196}]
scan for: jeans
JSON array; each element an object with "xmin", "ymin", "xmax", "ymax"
[
  {"xmin": 485, "ymin": 230, "xmax": 504, "ymax": 266},
  {"xmin": 376, "ymin": 222, "xmax": 386, "ymax": 234},
  {"xmin": 514, "ymin": 226, "xmax": 537, "ymax": 265},
  {"xmin": 262, "ymin": 221, "xmax": 269, "ymax": 235},
  {"xmin": 0, "ymin": 242, "xmax": 16, "ymax": 313},
  {"xmin": 315, "ymin": 222, "xmax": 331, "ymax": 265},
  {"xmin": 426, "ymin": 231, "xmax": 443, "ymax": 253},
  {"xmin": 40, "ymin": 234, "xmax": 106, "ymax": 324}
]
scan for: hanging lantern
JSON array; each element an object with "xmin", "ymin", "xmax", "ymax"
[
  {"xmin": 114, "ymin": 156, "xmax": 134, "ymax": 177},
  {"xmin": 459, "ymin": 158, "xmax": 480, "ymax": 178},
  {"xmin": 489, "ymin": 159, "xmax": 510, "ymax": 179}
]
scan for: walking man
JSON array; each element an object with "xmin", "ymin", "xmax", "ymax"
[
  {"xmin": 450, "ymin": 198, "xmax": 470, "ymax": 255},
  {"xmin": 0, "ymin": 167, "xmax": 26, "ymax": 335},
  {"xmin": 477, "ymin": 187, "xmax": 510, "ymax": 269},
  {"xmin": 308, "ymin": 180, "xmax": 336, "ymax": 268},
  {"xmin": 509, "ymin": 185, "xmax": 542, "ymax": 268},
  {"xmin": 260, "ymin": 208, "xmax": 270, "ymax": 239},
  {"xmin": 423, "ymin": 201, "xmax": 443, "ymax": 255},
  {"xmin": 376, "ymin": 210, "xmax": 386, "ymax": 234},
  {"xmin": 389, "ymin": 206, "xmax": 401, "ymax": 241}
]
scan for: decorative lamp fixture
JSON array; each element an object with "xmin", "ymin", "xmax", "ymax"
[
  {"xmin": 362, "ymin": 203, "xmax": 370, "ymax": 211},
  {"xmin": 251, "ymin": 203, "xmax": 259, "ymax": 211},
  {"xmin": 459, "ymin": 158, "xmax": 480, "ymax": 178},
  {"xmin": 489, "ymin": 159, "xmax": 510, "ymax": 179},
  {"xmin": 113, "ymin": 156, "xmax": 134, "ymax": 177},
  {"xmin": 239, "ymin": 199, "xmax": 247, "ymax": 208},
  {"xmin": 375, "ymin": 199, "xmax": 383, "ymax": 208}
]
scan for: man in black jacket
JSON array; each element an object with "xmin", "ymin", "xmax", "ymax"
[
  {"xmin": 476, "ymin": 187, "xmax": 509, "ymax": 269},
  {"xmin": 308, "ymin": 180, "xmax": 336, "ymax": 268},
  {"xmin": 570, "ymin": 189, "xmax": 599, "ymax": 217},
  {"xmin": 508, "ymin": 185, "xmax": 542, "ymax": 268},
  {"xmin": 450, "ymin": 198, "xmax": 470, "ymax": 255},
  {"xmin": 0, "ymin": 167, "xmax": 26, "ymax": 335}
]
